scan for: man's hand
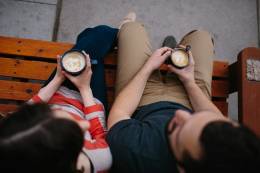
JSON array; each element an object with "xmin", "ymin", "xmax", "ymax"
[
  {"xmin": 144, "ymin": 47, "xmax": 172, "ymax": 72},
  {"xmin": 62, "ymin": 53, "xmax": 93, "ymax": 92},
  {"xmin": 167, "ymin": 48, "xmax": 195, "ymax": 86}
]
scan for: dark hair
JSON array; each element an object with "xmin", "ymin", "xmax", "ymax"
[
  {"xmin": 179, "ymin": 121, "xmax": 260, "ymax": 173},
  {"xmin": 0, "ymin": 103, "xmax": 84, "ymax": 173}
]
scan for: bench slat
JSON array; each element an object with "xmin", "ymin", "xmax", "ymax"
[
  {"xmin": 0, "ymin": 104, "xmax": 18, "ymax": 114},
  {"xmin": 211, "ymin": 80, "xmax": 229, "ymax": 98},
  {"xmin": 213, "ymin": 100, "xmax": 228, "ymax": 115},
  {"xmin": 0, "ymin": 80, "xmax": 41, "ymax": 101},
  {"xmin": 0, "ymin": 57, "xmax": 56, "ymax": 80},
  {"xmin": 212, "ymin": 61, "xmax": 228, "ymax": 78},
  {"xmin": 0, "ymin": 70, "xmax": 227, "ymax": 100},
  {"xmin": 0, "ymin": 36, "xmax": 73, "ymax": 59}
]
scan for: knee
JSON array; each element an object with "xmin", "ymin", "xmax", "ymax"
[
  {"xmin": 120, "ymin": 21, "xmax": 145, "ymax": 32},
  {"xmin": 187, "ymin": 30, "xmax": 214, "ymax": 45}
]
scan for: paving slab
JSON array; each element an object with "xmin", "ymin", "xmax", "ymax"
[
  {"xmin": 0, "ymin": 0, "xmax": 56, "ymax": 40},
  {"xmin": 16, "ymin": 0, "xmax": 58, "ymax": 5},
  {"xmin": 59, "ymin": 0, "xmax": 258, "ymax": 119}
]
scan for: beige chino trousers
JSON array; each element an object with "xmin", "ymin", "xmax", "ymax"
[{"xmin": 115, "ymin": 22, "xmax": 214, "ymax": 110}]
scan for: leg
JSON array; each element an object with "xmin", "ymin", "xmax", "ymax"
[
  {"xmin": 179, "ymin": 30, "xmax": 214, "ymax": 98},
  {"xmin": 116, "ymin": 22, "xmax": 153, "ymax": 95},
  {"xmin": 139, "ymin": 30, "xmax": 214, "ymax": 109},
  {"xmin": 43, "ymin": 26, "xmax": 118, "ymax": 111}
]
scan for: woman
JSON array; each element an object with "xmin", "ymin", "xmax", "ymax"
[{"xmin": 0, "ymin": 24, "xmax": 118, "ymax": 173}]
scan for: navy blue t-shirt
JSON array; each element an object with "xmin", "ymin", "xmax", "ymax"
[{"xmin": 107, "ymin": 101, "xmax": 192, "ymax": 173}]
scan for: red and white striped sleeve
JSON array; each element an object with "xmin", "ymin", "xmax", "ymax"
[
  {"xmin": 83, "ymin": 104, "xmax": 106, "ymax": 140},
  {"xmin": 27, "ymin": 95, "xmax": 43, "ymax": 104}
]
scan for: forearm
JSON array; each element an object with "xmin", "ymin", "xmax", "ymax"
[
  {"xmin": 108, "ymin": 65, "xmax": 152, "ymax": 128},
  {"xmin": 37, "ymin": 77, "xmax": 63, "ymax": 102},
  {"xmin": 184, "ymin": 81, "xmax": 222, "ymax": 115},
  {"xmin": 80, "ymin": 87, "xmax": 96, "ymax": 107}
]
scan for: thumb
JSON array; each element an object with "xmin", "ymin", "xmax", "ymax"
[{"xmin": 162, "ymin": 50, "xmax": 172, "ymax": 60}]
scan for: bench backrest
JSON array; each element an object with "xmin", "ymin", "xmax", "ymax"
[{"xmin": 0, "ymin": 36, "xmax": 229, "ymax": 115}]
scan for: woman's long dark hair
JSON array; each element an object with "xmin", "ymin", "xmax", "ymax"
[{"xmin": 0, "ymin": 103, "xmax": 84, "ymax": 173}]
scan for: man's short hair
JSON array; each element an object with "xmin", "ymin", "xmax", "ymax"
[{"xmin": 179, "ymin": 121, "xmax": 260, "ymax": 173}]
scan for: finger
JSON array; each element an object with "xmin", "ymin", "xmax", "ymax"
[
  {"xmin": 159, "ymin": 47, "xmax": 173, "ymax": 55},
  {"xmin": 86, "ymin": 55, "xmax": 91, "ymax": 69},
  {"xmin": 82, "ymin": 51, "xmax": 91, "ymax": 67},
  {"xmin": 161, "ymin": 50, "xmax": 172, "ymax": 59},
  {"xmin": 178, "ymin": 44, "xmax": 186, "ymax": 49},
  {"xmin": 187, "ymin": 51, "xmax": 195, "ymax": 65},
  {"xmin": 56, "ymin": 55, "xmax": 61, "ymax": 64},
  {"xmin": 167, "ymin": 65, "xmax": 181, "ymax": 75}
]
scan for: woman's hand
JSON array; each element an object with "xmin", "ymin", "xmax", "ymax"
[
  {"xmin": 54, "ymin": 55, "xmax": 66, "ymax": 82},
  {"xmin": 167, "ymin": 47, "xmax": 195, "ymax": 85},
  {"xmin": 62, "ymin": 53, "xmax": 93, "ymax": 92},
  {"xmin": 144, "ymin": 47, "xmax": 172, "ymax": 72}
]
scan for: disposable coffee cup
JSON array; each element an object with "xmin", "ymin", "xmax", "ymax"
[
  {"xmin": 166, "ymin": 45, "xmax": 191, "ymax": 69},
  {"xmin": 61, "ymin": 50, "xmax": 97, "ymax": 76}
]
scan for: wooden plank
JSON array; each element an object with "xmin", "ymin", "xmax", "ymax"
[
  {"xmin": 211, "ymin": 79, "xmax": 229, "ymax": 98},
  {"xmin": 0, "ymin": 57, "xmax": 56, "ymax": 80},
  {"xmin": 0, "ymin": 36, "xmax": 73, "ymax": 60},
  {"xmin": 105, "ymin": 52, "xmax": 117, "ymax": 66},
  {"xmin": 212, "ymin": 61, "xmax": 228, "ymax": 78},
  {"xmin": 0, "ymin": 104, "xmax": 18, "ymax": 114},
  {"xmin": 107, "ymin": 89, "xmax": 115, "ymax": 108},
  {"xmin": 0, "ymin": 36, "xmax": 117, "ymax": 66},
  {"xmin": 105, "ymin": 68, "xmax": 116, "ymax": 88},
  {"xmin": 237, "ymin": 47, "xmax": 260, "ymax": 136},
  {"xmin": 213, "ymin": 100, "xmax": 228, "ymax": 116},
  {"xmin": 0, "ymin": 80, "xmax": 41, "ymax": 101}
]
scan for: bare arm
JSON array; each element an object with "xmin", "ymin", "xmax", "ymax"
[
  {"xmin": 37, "ymin": 77, "xmax": 64, "ymax": 102},
  {"xmin": 33, "ymin": 56, "xmax": 65, "ymax": 103},
  {"xmin": 108, "ymin": 47, "xmax": 172, "ymax": 129},
  {"xmin": 168, "ymin": 48, "xmax": 222, "ymax": 115}
]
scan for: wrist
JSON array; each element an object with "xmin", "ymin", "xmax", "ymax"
[
  {"xmin": 183, "ymin": 80, "xmax": 196, "ymax": 88},
  {"xmin": 79, "ymin": 86, "xmax": 92, "ymax": 94},
  {"xmin": 80, "ymin": 87, "xmax": 95, "ymax": 106},
  {"xmin": 142, "ymin": 63, "xmax": 154, "ymax": 75},
  {"xmin": 53, "ymin": 75, "xmax": 65, "ymax": 83}
]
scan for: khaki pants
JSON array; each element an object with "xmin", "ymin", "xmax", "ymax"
[{"xmin": 115, "ymin": 22, "xmax": 214, "ymax": 110}]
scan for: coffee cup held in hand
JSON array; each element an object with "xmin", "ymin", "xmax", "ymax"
[
  {"xmin": 61, "ymin": 50, "xmax": 87, "ymax": 76},
  {"xmin": 167, "ymin": 45, "xmax": 191, "ymax": 69}
]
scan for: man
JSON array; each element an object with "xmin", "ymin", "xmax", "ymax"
[{"xmin": 107, "ymin": 13, "xmax": 260, "ymax": 173}]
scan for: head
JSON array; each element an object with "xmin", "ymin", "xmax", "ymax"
[
  {"xmin": 0, "ymin": 103, "xmax": 89, "ymax": 173},
  {"xmin": 167, "ymin": 110, "xmax": 260, "ymax": 173}
]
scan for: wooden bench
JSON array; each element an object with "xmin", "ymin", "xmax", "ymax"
[{"xmin": 0, "ymin": 36, "xmax": 229, "ymax": 116}]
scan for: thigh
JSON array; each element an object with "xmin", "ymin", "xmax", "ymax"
[
  {"xmin": 179, "ymin": 30, "xmax": 214, "ymax": 98},
  {"xmin": 140, "ymin": 30, "xmax": 214, "ymax": 109},
  {"xmin": 115, "ymin": 22, "xmax": 153, "ymax": 95}
]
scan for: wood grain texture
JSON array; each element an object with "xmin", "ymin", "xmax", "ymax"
[
  {"xmin": 0, "ymin": 104, "xmax": 18, "ymax": 114},
  {"xmin": 237, "ymin": 47, "xmax": 260, "ymax": 136},
  {"xmin": 0, "ymin": 80, "xmax": 41, "ymax": 101},
  {"xmin": 0, "ymin": 57, "xmax": 56, "ymax": 80},
  {"xmin": 0, "ymin": 36, "xmax": 73, "ymax": 59},
  {"xmin": 213, "ymin": 100, "xmax": 228, "ymax": 116}
]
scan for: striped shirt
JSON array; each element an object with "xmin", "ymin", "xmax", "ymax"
[{"xmin": 28, "ymin": 86, "xmax": 112, "ymax": 173}]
